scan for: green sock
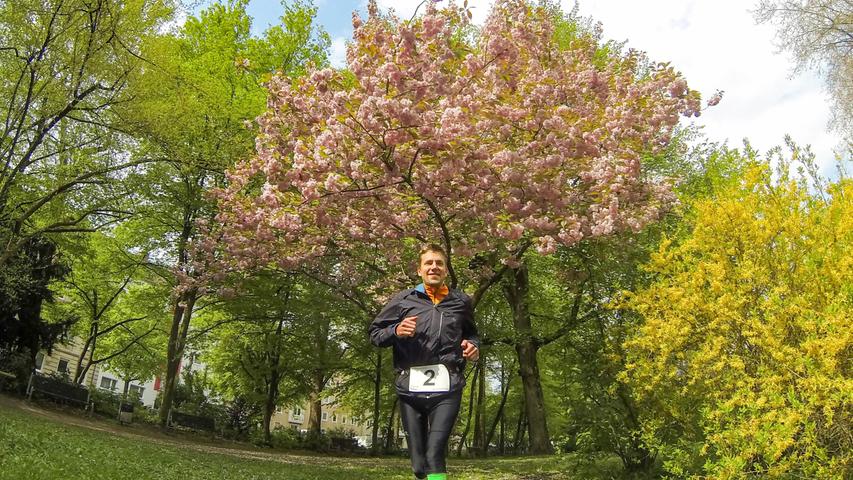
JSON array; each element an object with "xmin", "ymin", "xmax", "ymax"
[{"xmin": 426, "ymin": 474, "xmax": 447, "ymax": 480}]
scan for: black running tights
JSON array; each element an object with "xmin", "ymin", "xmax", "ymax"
[{"xmin": 398, "ymin": 391, "xmax": 463, "ymax": 479}]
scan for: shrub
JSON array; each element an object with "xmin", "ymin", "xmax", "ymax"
[{"xmin": 619, "ymin": 161, "xmax": 852, "ymax": 478}]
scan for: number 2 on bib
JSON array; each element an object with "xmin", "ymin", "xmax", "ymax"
[{"xmin": 409, "ymin": 364, "xmax": 450, "ymax": 392}]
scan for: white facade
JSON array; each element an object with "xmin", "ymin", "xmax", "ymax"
[
  {"xmin": 94, "ymin": 352, "xmax": 208, "ymax": 408},
  {"xmin": 33, "ymin": 337, "xmax": 100, "ymax": 386},
  {"xmin": 93, "ymin": 372, "xmax": 159, "ymax": 407},
  {"xmin": 35, "ymin": 337, "xmax": 207, "ymax": 409}
]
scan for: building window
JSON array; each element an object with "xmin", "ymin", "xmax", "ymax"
[
  {"xmin": 293, "ymin": 407, "xmax": 301, "ymax": 416},
  {"xmin": 57, "ymin": 359, "xmax": 70, "ymax": 375},
  {"xmin": 34, "ymin": 352, "xmax": 44, "ymax": 371},
  {"xmin": 332, "ymin": 413, "xmax": 337, "ymax": 422},
  {"xmin": 322, "ymin": 412, "xmax": 327, "ymax": 421},
  {"xmin": 341, "ymin": 416, "xmax": 346, "ymax": 424},
  {"xmin": 100, "ymin": 376, "xmax": 117, "ymax": 391},
  {"xmin": 129, "ymin": 384, "xmax": 144, "ymax": 397}
]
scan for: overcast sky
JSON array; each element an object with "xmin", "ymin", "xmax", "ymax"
[{"xmin": 235, "ymin": 0, "xmax": 845, "ymax": 177}]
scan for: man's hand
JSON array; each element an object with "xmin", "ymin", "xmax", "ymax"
[
  {"xmin": 461, "ymin": 339, "xmax": 479, "ymax": 361},
  {"xmin": 395, "ymin": 316, "xmax": 417, "ymax": 338}
]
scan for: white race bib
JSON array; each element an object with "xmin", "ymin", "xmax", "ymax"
[{"xmin": 408, "ymin": 364, "xmax": 450, "ymax": 393}]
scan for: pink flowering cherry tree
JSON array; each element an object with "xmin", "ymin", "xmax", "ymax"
[{"xmin": 203, "ymin": 0, "xmax": 705, "ymax": 453}]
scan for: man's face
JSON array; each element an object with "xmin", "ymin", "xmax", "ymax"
[{"xmin": 418, "ymin": 250, "xmax": 448, "ymax": 287}]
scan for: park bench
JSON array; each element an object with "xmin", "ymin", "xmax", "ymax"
[
  {"xmin": 169, "ymin": 410, "xmax": 216, "ymax": 432},
  {"xmin": 26, "ymin": 372, "xmax": 91, "ymax": 411},
  {"xmin": 0, "ymin": 370, "xmax": 15, "ymax": 391},
  {"xmin": 330, "ymin": 436, "xmax": 359, "ymax": 452}
]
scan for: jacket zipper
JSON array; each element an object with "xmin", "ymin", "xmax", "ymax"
[
  {"xmin": 422, "ymin": 291, "xmax": 445, "ymax": 358},
  {"xmin": 438, "ymin": 308, "xmax": 444, "ymax": 350}
]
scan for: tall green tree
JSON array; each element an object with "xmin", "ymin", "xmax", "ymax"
[
  {"xmin": 120, "ymin": 0, "xmax": 329, "ymax": 426},
  {"xmin": 0, "ymin": 0, "xmax": 174, "ymax": 266},
  {"xmin": 45, "ymin": 232, "xmax": 158, "ymax": 385},
  {"xmin": 205, "ymin": 272, "xmax": 301, "ymax": 445},
  {"xmin": 0, "ymin": 0, "xmax": 174, "ymax": 371},
  {"xmin": 205, "ymin": 271, "xmax": 353, "ymax": 445},
  {"xmin": 102, "ymin": 324, "xmax": 164, "ymax": 399},
  {"xmin": 0, "ymin": 235, "xmax": 73, "ymax": 380}
]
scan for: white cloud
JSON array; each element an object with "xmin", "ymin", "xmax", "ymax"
[
  {"xmin": 330, "ymin": 36, "xmax": 348, "ymax": 68},
  {"xmin": 566, "ymin": 0, "xmax": 840, "ymax": 175}
]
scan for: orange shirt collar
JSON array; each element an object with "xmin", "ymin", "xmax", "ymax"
[{"xmin": 424, "ymin": 284, "xmax": 449, "ymax": 305}]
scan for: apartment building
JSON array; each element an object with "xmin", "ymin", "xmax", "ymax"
[
  {"xmin": 270, "ymin": 400, "xmax": 374, "ymax": 447},
  {"xmin": 95, "ymin": 351, "xmax": 208, "ymax": 408},
  {"xmin": 33, "ymin": 337, "xmax": 100, "ymax": 386},
  {"xmin": 34, "ymin": 337, "xmax": 199, "ymax": 408},
  {"xmin": 38, "ymin": 338, "xmax": 374, "ymax": 445}
]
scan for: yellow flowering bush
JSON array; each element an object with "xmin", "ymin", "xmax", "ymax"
[{"xmin": 618, "ymin": 161, "xmax": 852, "ymax": 479}]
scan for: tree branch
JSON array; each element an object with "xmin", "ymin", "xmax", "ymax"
[{"xmin": 95, "ymin": 315, "xmax": 149, "ymax": 339}]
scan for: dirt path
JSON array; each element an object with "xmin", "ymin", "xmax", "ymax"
[{"xmin": 1, "ymin": 395, "xmax": 403, "ymax": 469}]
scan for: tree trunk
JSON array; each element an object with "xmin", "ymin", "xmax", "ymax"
[
  {"xmin": 74, "ymin": 320, "xmax": 97, "ymax": 384},
  {"xmin": 515, "ymin": 340, "xmax": 551, "ymax": 454},
  {"xmin": 158, "ymin": 288, "xmax": 197, "ymax": 427},
  {"xmin": 262, "ymin": 313, "xmax": 287, "ymax": 446},
  {"xmin": 384, "ymin": 396, "xmax": 398, "ymax": 452},
  {"xmin": 122, "ymin": 375, "xmax": 131, "ymax": 399},
  {"xmin": 472, "ymin": 357, "xmax": 486, "ymax": 456},
  {"xmin": 81, "ymin": 328, "xmax": 97, "ymax": 385},
  {"xmin": 499, "ymin": 361, "xmax": 507, "ymax": 454},
  {"xmin": 307, "ymin": 389, "xmax": 322, "ymax": 437},
  {"xmin": 504, "ymin": 263, "xmax": 553, "ymax": 454},
  {"xmin": 158, "ymin": 204, "xmax": 198, "ymax": 427},
  {"xmin": 74, "ymin": 291, "xmax": 98, "ymax": 385},
  {"xmin": 307, "ymin": 312, "xmax": 330, "ymax": 440},
  {"xmin": 159, "ymin": 297, "xmax": 186, "ymax": 426},
  {"xmin": 394, "ymin": 412, "xmax": 401, "ymax": 450},
  {"xmin": 499, "ymin": 400, "xmax": 506, "ymax": 455},
  {"xmin": 485, "ymin": 364, "xmax": 511, "ymax": 451},
  {"xmin": 307, "ymin": 363, "xmax": 325, "ymax": 439},
  {"xmin": 514, "ymin": 402, "xmax": 527, "ymax": 454},
  {"xmin": 262, "ymin": 375, "xmax": 278, "ymax": 445},
  {"xmin": 371, "ymin": 350, "xmax": 382, "ymax": 453},
  {"xmin": 455, "ymin": 361, "xmax": 479, "ymax": 456}
]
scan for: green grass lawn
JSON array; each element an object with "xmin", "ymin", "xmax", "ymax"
[{"xmin": 0, "ymin": 399, "xmax": 623, "ymax": 480}]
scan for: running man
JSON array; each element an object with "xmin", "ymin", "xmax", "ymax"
[{"xmin": 369, "ymin": 243, "xmax": 480, "ymax": 480}]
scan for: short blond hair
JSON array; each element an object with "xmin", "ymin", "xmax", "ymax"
[{"xmin": 418, "ymin": 243, "xmax": 448, "ymax": 264}]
